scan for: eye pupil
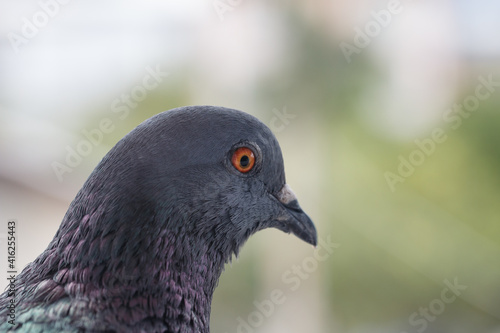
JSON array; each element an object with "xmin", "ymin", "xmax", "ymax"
[{"xmin": 240, "ymin": 155, "xmax": 250, "ymax": 167}]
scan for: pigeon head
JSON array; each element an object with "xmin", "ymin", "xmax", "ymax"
[
  {"xmin": 4, "ymin": 106, "xmax": 317, "ymax": 332},
  {"xmin": 83, "ymin": 105, "xmax": 317, "ymax": 261}
]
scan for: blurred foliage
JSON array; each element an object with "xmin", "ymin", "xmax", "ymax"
[{"xmin": 322, "ymin": 77, "xmax": 500, "ymax": 332}]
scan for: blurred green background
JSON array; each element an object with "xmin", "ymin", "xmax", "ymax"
[{"xmin": 1, "ymin": 1, "xmax": 500, "ymax": 332}]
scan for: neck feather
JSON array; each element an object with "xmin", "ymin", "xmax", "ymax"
[{"xmin": 17, "ymin": 196, "xmax": 231, "ymax": 332}]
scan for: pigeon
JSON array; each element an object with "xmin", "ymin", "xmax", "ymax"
[{"xmin": 0, "ymin": 105, "xmax": 317, "ymax": 332}]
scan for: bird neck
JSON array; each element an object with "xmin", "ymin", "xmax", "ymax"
[
  {"xmin": 23, "ymin": 196, "xmax": 232, "ymax": 332},
  {"xmin": 90, "ymin": 229, "xmax": 227, "ymax": 331},
  {"xmin": 99, "ymin": 232, "xmax": 225, "ymax": 332}
]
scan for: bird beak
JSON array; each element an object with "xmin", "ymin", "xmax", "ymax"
[{"xmin": 272, "ymin": 184, "xmax": 318, "ymax": 246}]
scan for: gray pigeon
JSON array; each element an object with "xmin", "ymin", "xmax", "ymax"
[{"xmin": 0, "ymin": 106, "xmax": 317, "ymax": 332}]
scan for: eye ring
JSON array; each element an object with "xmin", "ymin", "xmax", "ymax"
[
  {"xmin": 231, "ymin": 147, "xmax": 255, "ymax": 173},
  {"xmin": 226, "ymin": 141, "xmax": 262, "ymax": 176}
]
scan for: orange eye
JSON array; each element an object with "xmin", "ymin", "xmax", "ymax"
[{"xmin": 231, "ymin": 147, "xmax": 255, "ymax": 173}]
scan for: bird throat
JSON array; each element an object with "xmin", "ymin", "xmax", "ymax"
[
  {"xmin": 86, "ymin": 227, "xmax": 228, "ymax": 332},
  {"xmin": 23, "ymin": 203, "xmax": 231, "ymax": 332}
]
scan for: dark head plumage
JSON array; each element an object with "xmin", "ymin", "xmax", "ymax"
[{"xmin": 0, "ymin": 106, "xmax": 317, "ymax": 332}]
